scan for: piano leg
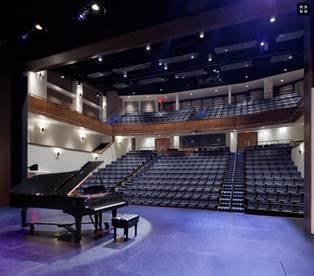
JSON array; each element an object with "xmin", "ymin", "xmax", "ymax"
[
  {"xmin": 21, "ymin": 208, "xmax": 27, "ymax": 228},
  {"xmin": 112, "ymin": 209, "xmax": 117, "ymax": 218},
  {"xmin": 74, "ymin": 215, "xmax": 82, "ymax": 243},
  {"xmin": 99, "ymin": 213, "xmax": 103, "ymax": 231},
  {"xmin": 94, "ymin": 214, "xmax": 99, "ymax": 233}
]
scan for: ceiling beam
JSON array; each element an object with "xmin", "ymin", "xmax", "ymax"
[{"xmin": 21, "ymin": 0, "xmax": 296, "ymax": 72}]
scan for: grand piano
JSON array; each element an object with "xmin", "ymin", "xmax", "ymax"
[{"xmin": 10, "ymin": 161, "xmax": 128, "ymax": 243}]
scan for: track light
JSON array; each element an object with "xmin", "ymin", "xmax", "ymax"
[
  {"xmin": 123, "ymin": 72, "xmax": 127, "ymax": 78},
  {"xmin": 98, "ymin": 56, "xmax": 103, "ymax": 62},
  {"xmin": 35, "ymin": 24, "xmax": 43, "ymax": 31},
  {"xmin": 146, "ymin": 44, "xmax": 151, "ymax": 51},
  {"xmin": 208, "ymin": 54, "xmax": 212, "ymax": 62},
  {"xmin": 61, "ymin": 75, "xmax": 65, "ymax": 79},
  {"xmin": 269, "ymin": 16, "xmax": 276, "ymax": 23},
  {"xmin": 91, "ymin": 3, "xmax": 100, "ymax": 11},
  {"xmin": 199, "ymin": 32, "xmax": 205, "ymax": 39},
  {"xmin": 164, "ymin": 64, "xmax": 168, "ymax": 70}
]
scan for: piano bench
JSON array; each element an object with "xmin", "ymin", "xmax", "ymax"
[{"xmin": 112, "ymin": 214, "xmax": 139, "ymax": 241}]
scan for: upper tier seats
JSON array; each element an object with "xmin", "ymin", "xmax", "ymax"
[
  {"xmin": 244, "ymin": 144, "xmax": 304, "ymax": 216},
  {"xmin": 110, "ymin": 93, "xmax": 302, "ymax": 125},
  {"xmin": 121, "ymin": 150, "xmax": 229, "ymax": 210},
  {"xmin": 82, "ymin": 151, "xmax": 154, "ymax": 191}
]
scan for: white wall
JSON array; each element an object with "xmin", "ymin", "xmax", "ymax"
[
  {"xmin": 171, "ymin": 136, "xmax": 180, "ymax": 149},
  {"xmin": 230, "ymin": 132, "xmax": 238, "ymax": 153},
  {"xmin": 28, "ymin": 137, "xmax": 131, "ymax": 173},
  {"xmin": 291, "ymin": 142, "xmax": 304, "ymax": 178},
  {"xmin": 28, "ymin": 71, "xmax": 47, "ymax": 98},
  {"xmin": 136, "ymin": 136, "xmax": 155, "ymax": 150},
  {"xmin": 257, "ymin": 125, "xmax": 304, "ymax": 144}
]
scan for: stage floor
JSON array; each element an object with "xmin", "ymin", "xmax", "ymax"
[{"xmin": 0, "ymin": 205, "xmax": 313, "ymax": 276}]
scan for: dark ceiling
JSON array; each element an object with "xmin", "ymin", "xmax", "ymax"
[
  {"xmin": 0, "ymin": 0, "xmax": 237, "ymax": 62},
  {"xmin": 0, "ymin": 1, "xmax": 304, "ymax": 97},
  {"xmin": 54, "ymin": 11, "xmax": 304, "ymax": 96}
]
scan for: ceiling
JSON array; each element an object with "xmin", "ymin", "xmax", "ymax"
[
  {"xmin": 0, "ymin": 0, "xmax": 238, "ymax": 62},
  {"xmin": 53, "ymin": 10, "xmax": 304, "ymax": 97}
]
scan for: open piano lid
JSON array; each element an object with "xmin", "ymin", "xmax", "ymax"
[{"xmin": 10, "ymin": 161, "xmax": 104, "ymax": 196}]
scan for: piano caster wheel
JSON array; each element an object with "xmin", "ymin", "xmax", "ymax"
[
  {"xmin": 29, "ymin": 225, "xmax": 35, "ymax": 235},
  {"xmin": 104, "ymin": 223, "xmax": 110, "ymax": 230}
]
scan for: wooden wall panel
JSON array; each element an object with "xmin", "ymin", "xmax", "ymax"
[{"xmin": 238, "ymin": 132, "xmax": 257, "ymax": 151}]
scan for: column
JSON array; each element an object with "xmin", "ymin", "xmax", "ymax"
[
  {"xmin": 27, "ymin": 70, "xmax": 47, "ymax": 99},
  {"xmin": 72, "ymin": 81, "xmax": 83, "ymax": 113},
  {"xmin": 155, "ymin": 98, "xmax": 158, "ymax": 112},
  {"xmin": 175, "ymin": 93, "xmax": 180, "ymax": 110},
  {"xmin": 229, "ymin": 131, "xmax": 238, "ymax": 153},
  {"xmin": 99, "ymin": 96, "xmax": 107, "ymax": 121},
  {"xmin": 263, "ymin": 78, "xmax": 273, "ymax": 99},
  {"xmin": 304, "ymin": 13, "xmax": 314, "ymax": 234},
  {"xmin": 139, "ymin": 100, "xmax": 142, "ymax": 113},
  {"xmin": 228, "ymin": 86, "xmax": 232, "ymax": 105}
]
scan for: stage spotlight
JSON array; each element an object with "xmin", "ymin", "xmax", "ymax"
[
  {"xmin": 260, "ymin": 41, "xmax": 265, "ymax": 47},
  {"xmin": 35, "ymin": 24, "xmax": 43, "ymax": 31},
  {"xmin": 164, "ymin": 64, "xmax": 168, "ymax": 70},
  {"xmin": 208, "ymin": 54, "xmax": 212, "ymax": 62},
  {"xmin": 123, "ymin": 72, "xmax": 127, "ymax": 78},
  {"xmin": 61, "ymin": 75, "xmax": 65, "ymax": 79},
  {"xmin": 98, "ymin": 56, "xmax": 103, "ymax": 62},
  {"xmin": 91, "ymin": 3, "xmax": 100, "ymax": 11},
  {"xmin": 146, "ymin": 44, "xmax": 151, "ymax": 51},
  {"xmin": 199, "ymin": 32, "xmax": 205, "ymax": 39},
  {"xmin": 269, "ymin": 16, "xmax": 276, "ymax": 23}
]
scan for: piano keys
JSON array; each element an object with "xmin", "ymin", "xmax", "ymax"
[{"xmin": 10, "ymin": 161, "xmax": 128, "ymax": 243}]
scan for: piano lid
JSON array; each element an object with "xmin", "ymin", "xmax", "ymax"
[{"xmin": 10, "ymin": 161, "xmax": 103, "ymax": 196}]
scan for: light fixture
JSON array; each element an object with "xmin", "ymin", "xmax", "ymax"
[
  {"xmin": 146, "ymin": 44, "xmax": 151, "ymax": 51},
  {"xmin": 218, "ymin": 78, "xmax": 222, "ymax": 82},
  {"xmin": 245, "ymin": 75, "xmax": 248, "ymax": 79},
  {"xmin": 245, "ymin": 85, "xmax": 249, "ymax": 88},
  {"xmin": 269, "ymin": 16, "xmax": 276, "ymax": 23},
  {"xmin": 160, "ymin": 88, "xmax": 163, "ymax": 92},
  {"xmin": 40, "ymin": 127, "xmax": 45, "ymax": 133},
  {"xmin": 55, "ymin": 152, "xmax": 60, "ymax": 159},
  {"xmin": 96, "ymin": 93, "xmax": 100, "ymax": 98},
  {"xmin": 127, "ymin": 96, "xmax": 130, "ymax": 98},
  {"xmin": 283, "ymin": 68, "xmax": 288, "ymax": 72},
  {"xmin": 35, "ymin": 24, "xmax": 43, "ymax": 31},
  {"xmin": 280, "ymin": 79, "xmax": 284, "ymax": 83},
  {"xmin": 175, "ymin": 75, "xmax": 179, "ymax": 79},
  {"xmin": 81, "ymin": 136, "xmax": 86, "ymax": 142},
  {"xmin": 199, "ymin": 32, "xmax": 205, "ymax": 39},
  {"xmin": 132, "ymin": 92, "xmax": 135, "ymax": 95},
  {"xmin": 158, "ymin": 60, "xmax": 163, "ymax": 66},
  {"xmin": 260, "ymin": 41, "xmax": 265, "ymax": 47},
  {"xmin": 224, "ymin": 49, "xmax": 228, "ymax": 53},
  {"xmin": 98, "ymin": 56, "xmax": 103, "ymax": 62},
  {"xmin": 164, "ymin": 96, "xmax": 167, "ymax": 99},
  {"xmin": 190, "ymin": 93, "xmax": 193, "ymax": 96},
  {"xmin": 123, "ymin": 72, "xmax": 127, "ymax": 78},
  {"xmin": 164, "ymin": 64, "xmax": 168, "ymax": 70},
  {"xmin": 208, "ymin": 54, "xmax": 212, "ymax": 62},
  {"xmin": 61, "ymin": 75, "xmax": 65, "ymax": 79},
  {"xmin": 147, "ymin": 95, "xmax": 150, "ymax": 98},
  {"xmin": 91, "ymin": 3, "xmax": 100, "ymax": 11},
  {"xmin": 191, "ymin": 55, "xmax": 195, "ymax": 59},
  {"xmin": 214, "ymin": 89, "xmax": 218, "ymax": 92},
  {"xmin": 213, "ymin": 69, "xmax": 217, "ymax": 73},
  {"xmin": 288, "ymin": 55, "xmax": 293, "ymax": 59}
]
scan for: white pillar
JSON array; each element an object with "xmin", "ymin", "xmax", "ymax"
[
  {"xmin": 155, "ymin": 98, "xmax": 159, "ymax": 112},
  {"xmin": 73, "ymin": 81, "xmax": 83, "ymax": 113},
  {"xmin": 27, "ymin": 70, "xmax": 47, "ymax": 99},
  {"xmin": 229, "ymin": 131, "xmax": 238, "ymax": 153},
  {"xmin": 138, "ymin": 100, "xmax": 141, "ymax": 113},
  {"xmin": 175, "ymin": 93, "xmax": 180, "ymax": 110},
  {"xmin": 173, "ymin": 136, "xmax": 180, "ymax": 149},
  {"xmin": 99, "ymin": 96, "xmax": 107, "ymax": 121},
  {"xmin": 264, "ymin": 78, "xmax": 273, "ymax": 99},
  {"xmin": 228, "ymin": 86, "xmax": 232, "ymax": 105}
]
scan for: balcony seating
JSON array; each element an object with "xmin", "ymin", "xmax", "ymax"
[
  {"xmin": 244, "ymin": 144, "xmax": 304, "ymax": 216},
  {"xmin": 120, "ymin": 152, "xmax": 229, "ymax": 210},
  {"xmin": 82, "ymin": 151, "xmax": 154, "ymax": 190},
  {"xmin": 111, "ymin": 93, "xmax": 302, "ymax": 125}
]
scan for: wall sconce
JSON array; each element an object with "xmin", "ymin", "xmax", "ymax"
[
  {"xmin": 55, "ymin": 151, "xmax": 60, "ymax": 159},
  {"xmin": 92, "ymin": 153, "xmax": 99, "ymax": 161},
  {"xmin": 81, "ymin": 136, "xmax": 86, "ymax": 142},
  {"xmin": 40, "ymin": 127, "xmax": 45, "ymax": 133}
]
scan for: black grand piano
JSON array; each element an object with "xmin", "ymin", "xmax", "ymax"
[{"xmin": 10, "ymin": 161, "xmax": 128, "ymax": 243}]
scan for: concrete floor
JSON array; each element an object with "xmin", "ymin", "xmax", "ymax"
[{"xmin": 0, "ymin": 205, "xmax": 313, "ymax": 276}]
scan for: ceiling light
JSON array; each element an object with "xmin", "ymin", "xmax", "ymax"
[
  {"xmin": 280, "ymin": 79, "xmax": 284, "ymax": 82},
  {"xmin": 245, "ymin": 75, "xmax": 248, "ymax": 79},
  {"xmin": 224, "ymin": 49, "xmax": 228, "ymax": 53},
  {"xmin": 164, "ymin": 64, "xmax": 168, "ymax": 70},
  {"xmin": 96, "ymin": 93, "xmax": 100, "ymax": 98},
  {"xmin": 269, "ymin": 16, "xmax": 276, "ymax": 23},
  {"xmin": 218, "ymin": 79, "xmax": 222, "ymax": 82},
  {"xmin": 191, "ymin": 55, "xmax": 195, "ymax": 59},
  {"xmin": 213, "ymin": 69, "xmax": 217, "ymax": 73},
  {"xmin": 214, "ymin": 89, "xmax": 218, "ymax": 92},
  {"xmin": 146, "ymin": 44, "xmax": 151, "ymax": 51},
  {"xmin": 283, "ymin": 68, "xmax": 288, "ymax": 72},
  {"xmin": 160, "ymin": 88, "xmax": 163, "ymax": 92},
  {"xmin": 123, "ymin": 72, "xmax": 127, "ymax": 78},
  {"xmin": 216, "ymin": 70, "xmax": 220, "ymax": 73},
  {"xmin": 127, "ymin": 96, "xmax": 130, "ymax": 98},
  {"xmin": 35, "ymin": 24, "xmax": 43, "ymax": 31},
  {"xmin": 175, "ymin": 75, "xmax": 179, "ymax": 79},
  {"xmin": 199, "ymin": 32, "xmax": 205, "ymax": 39},
  {"xmin": 260, "ymin": 41, "xmax": 265, "ymax": 46},
  {"xmin": 147, "ymin": 95, "xmax": 150, "ymax": 98},
  {"xmin": 245, "ymin": 85, "xmax": 249, "ymax": 88},
  {"xmin": 98, "ymin": 56, "xmax": 103, "ymax": 62},
  {"xmin": 132, "ymin": 92, "xmax": 135, "ymax": 95},
  {"xmin": 158, "ymin": 60, "xmax": 163, "ymax": 66},
  {"xmin": 288, "ymin": 55, "xmax": 293, "ymax": 59},
  {"xmin": 190, "ymin": 93, "xmax": 193, "ymax": 96},
  {"xmin": 164, "ymin": 96, "xmax": 167, "ymax": 99},
  {"xmin": 91, "ymin": 3, "xmax": 100, "ymax": 11},
  {"xmin": 208, "ymin": 54, "xmax": 212, "ymax": 62}
]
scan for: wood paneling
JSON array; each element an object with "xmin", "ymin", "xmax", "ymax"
[
  {"xmin": 238, "ymin": 132, "xmax": 257, "ymax": 151},
  {"xmin": 29, "ymin": 96, "xmax": 112, "ymax": 135},
  {"xmin": 155, "ymin": 138, "xmax": 170, "ymax": 152}
]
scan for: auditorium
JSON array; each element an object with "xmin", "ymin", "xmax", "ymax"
[{"xmin": 0, "ymin": 1, "xmax": 313, "ymax": 275}]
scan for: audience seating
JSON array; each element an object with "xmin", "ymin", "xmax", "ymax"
[
  {"xmin": 110, "ymin": 93, "xmax": 302, "ymax": 125},
  {"xmin": 82, "ymin": 151, "xmax": 154, "ymax": 191},
  {"xmin": 120, "ymin": 151, "xmax": 229, "ymax": 210},
  {"xmin": 244, "ymin": 144, "xmax": 304, "ymax": 216}
]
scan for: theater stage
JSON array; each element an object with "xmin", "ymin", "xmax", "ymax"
[{"xmin": 0, "ymin": 206, "xmax": 313, "ymax": 276}]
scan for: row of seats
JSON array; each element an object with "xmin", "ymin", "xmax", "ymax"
[
  {"xmin": 121, "ymin": 153, "xmax": 229, "ymax": 210},
  {"xmin": 83, "ymin": 151, "xmax": 154, "ymax": 190},
  {"xmin": 110, "ymin": 93, "xmax": 302, "ymax": 125},
  {"xmin": 244, "ymin": 144, "xmax": 304, "ymax": 216}
]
